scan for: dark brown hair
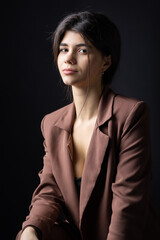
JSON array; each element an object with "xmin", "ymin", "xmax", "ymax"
[{"xmin": 52, "ymin": 11, "xmax": 121, "ymax": 86}]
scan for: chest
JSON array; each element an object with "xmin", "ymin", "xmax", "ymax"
[{"xmin": 71, "ymin": 119, "xmax": 96, "ymax": 177}]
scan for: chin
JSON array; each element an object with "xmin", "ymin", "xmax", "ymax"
[
  {"xmin": 62, "ymin": 77, "xmax": 81, "ymax": 86},
  {"xmin": 61, "ymin": 74, "xmax": 88, "ymax": 87},
  {"xmin": 62, "ymin": 79, "xmax": 75, "ymax": 86}
]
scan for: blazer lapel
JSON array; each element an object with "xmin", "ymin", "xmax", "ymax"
[
  {"xmin": 50, "ymin": 104, "xmax": 79, "ymax": 227},
  {"xmin": 50, "ymin": 87, "xmax": 116, "ymax": 228},
  {"xmin": 79, "ymin": 87, "xmax": 116, "ymax": 225}
]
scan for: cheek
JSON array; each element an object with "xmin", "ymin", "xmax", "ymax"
[
  {"xmin": 80, "ymin": 58, "xmax": 89, "ymax": 71},
  {"xmin": 90, "ymin": 60, "xmax": 101, "ymax": 76},
  {"xmin": 57, "ymin": 57, "xmax": 62, "ymax": 72},
  {"xmin": 57, "ymin": 56, "xmax": 60, "ymax": 66}
]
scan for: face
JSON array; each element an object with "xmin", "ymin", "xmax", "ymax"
[{"xmin": 57, "ymin": 30, "xmax": 111, "ymax": 89}]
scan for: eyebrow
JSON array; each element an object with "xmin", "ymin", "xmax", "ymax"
[{"xmin": 59, "ymin": 43, "xmax": 91, "ymax": 48}]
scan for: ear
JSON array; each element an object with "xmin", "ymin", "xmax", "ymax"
[{"xmin": 102, "ymin": 55, "xmax": 112, "ymax": 72}]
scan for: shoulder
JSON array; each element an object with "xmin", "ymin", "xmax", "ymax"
[
  {"xmin": 41, "ymin": 103, "xmax": 73, "ymax": 135},
  {"xmin": 112, "ymin": 91, "xmax": 150, "ymax": 129}
]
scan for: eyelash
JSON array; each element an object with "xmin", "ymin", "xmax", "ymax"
[
  {"xmin": 59, "ymin": 48, "xmax": 68, "ymax": 52},
  {"xmin": 59, "ymin": 48, "xmax": 88, "ymax": 54}
]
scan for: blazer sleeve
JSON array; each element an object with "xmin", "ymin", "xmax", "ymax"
[
  {"xmin": 17, "ymin": 115, "xmax": 64, "ymax": 240},
  {"xmin": 107, "ymin": 101, "xmax": 152, "ymax": 240}
]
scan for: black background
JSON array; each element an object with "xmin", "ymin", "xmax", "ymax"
[{"xmin": 1, "ymin": 0, "xmax": 160, "ymax": 239}]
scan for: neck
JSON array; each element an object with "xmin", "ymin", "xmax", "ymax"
[{"xmin": 72, "ymin": 84, "xmax": 104, "ymax": 122}]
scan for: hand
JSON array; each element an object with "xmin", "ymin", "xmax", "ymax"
[{"xmin": 20, "ymin": 226, "xmax": 39, "ymax": 240}]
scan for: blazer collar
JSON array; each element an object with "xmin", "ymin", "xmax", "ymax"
[
  {"xmin": 96, "ymin": 86, "xmax": 115, "ymax": 127},
  {"xmin": 54, "ymin": 87, "xmax": 116, "ymax": 131},
  {"xmin": 51, "ymin": 86, "xmax": 116, "ymax": 227}
]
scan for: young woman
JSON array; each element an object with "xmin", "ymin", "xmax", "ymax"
[{"xmin": 17, "ymin": 11, "xmax": 160, "ymax": 240}]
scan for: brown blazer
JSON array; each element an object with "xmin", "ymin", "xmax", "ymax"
[{"xmin": 17, "ymin": 87, "xmax": 160, "ymax": 240}]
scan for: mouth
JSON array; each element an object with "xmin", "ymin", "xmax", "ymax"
[{"xmin": 62, "ymin": 69, "xmax": 78, "ymax": 75}]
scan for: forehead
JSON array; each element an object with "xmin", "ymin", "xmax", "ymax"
[{"xmin": 60, "ymin": 30, "xmax": 86, "ymax": 45}]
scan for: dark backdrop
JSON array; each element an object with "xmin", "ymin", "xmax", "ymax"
[{"xmin": 1, "ymin": 0, "xmax": 160, "ymax": 239}]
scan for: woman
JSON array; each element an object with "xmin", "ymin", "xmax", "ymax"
[{"xmin": 17, "ymin": 11, "xmax": 160, "ymax": 240}]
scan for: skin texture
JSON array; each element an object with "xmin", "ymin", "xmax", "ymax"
[
  {"xmin": 57, "ymin": 31, "xmax": 111, "ymax": 177},
  {"xmin": 57, "ymin": 30, "xmax": 110, "ymax": 89},
  {"xmin": 57, "ymin": 31, "xmax": 111, "ymax": 119}
]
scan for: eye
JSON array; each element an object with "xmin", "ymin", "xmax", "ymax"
[
  {"xmin": 79, "ymin": 48, "xmax": 88, "ymax": 54},
  {"xmin": 59, "ymin": 48, "xmax": 68, "ymax": 53}
]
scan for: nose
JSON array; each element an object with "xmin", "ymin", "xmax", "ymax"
[{"xmin": 64, "ymin": 52, "xmax": 76, "ymax": 64}]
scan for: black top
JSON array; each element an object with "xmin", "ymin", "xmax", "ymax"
[
  {"xmin": 54, "ymin": 177, "xmax": 82, "ymax": 225},
  {"xmin": 75, "ymin": 177, "xmax": 81, "ymax": 196}
]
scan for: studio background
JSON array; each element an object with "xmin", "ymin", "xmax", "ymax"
[{"xmin": 1, "ymin": 0, "xmax": 160, "ymax": 239}]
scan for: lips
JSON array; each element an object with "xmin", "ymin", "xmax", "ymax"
[{"xmin": 63, "ymin": 69, "xmax": 78, "ymax": 75}]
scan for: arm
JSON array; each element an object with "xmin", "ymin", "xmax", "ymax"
[
  {"xmin": 19, "ymin": 226, "xmax": 39, "ymax": 240},
  {"xmin": 17, "ymin": 116, "xmax": 64, "ymax": 240},
  {"xmin": 107, "ymin": 101, "xmax": 152, "ymax": 240}
]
